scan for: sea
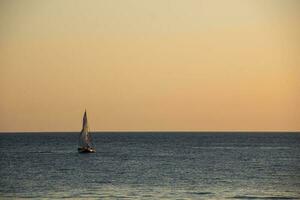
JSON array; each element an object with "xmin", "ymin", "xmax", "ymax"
[{"xmin": 0, "ymin": 132, "xmax": 299, "ymax": 200}]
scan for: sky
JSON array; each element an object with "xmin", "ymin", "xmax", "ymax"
[{"xmin": 0, "ymin": 0, "xmax": 299, "ymax": 132}]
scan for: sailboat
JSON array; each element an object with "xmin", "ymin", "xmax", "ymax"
[{"xmin": 78, "ymin": 110, "xmax": 96, "ymax": 153}]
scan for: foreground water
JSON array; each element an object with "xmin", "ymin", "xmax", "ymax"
[{"xmin": 0, "ymin": 132, "xmax": 299, "ymax": 199}]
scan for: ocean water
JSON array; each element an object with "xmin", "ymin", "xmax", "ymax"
[{"xmin": 0, "ymin": 132, "xmax": 299, "ymax": 200}]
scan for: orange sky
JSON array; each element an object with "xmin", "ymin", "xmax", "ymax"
[{"xmin": 0, "ymin": 0, "xmax": 299, "ymax": 131}]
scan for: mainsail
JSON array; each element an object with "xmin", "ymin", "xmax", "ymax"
[{"xmin": 79, "ymin": 111, "xmax": 93, "ymax": 148}]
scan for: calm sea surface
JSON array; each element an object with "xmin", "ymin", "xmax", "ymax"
[{"xmin": 0, "ymin": 132, "xmax": 300, "ymax": 199}]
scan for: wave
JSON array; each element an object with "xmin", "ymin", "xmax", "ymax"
[
  {"xmin": 187, "ymin": 191, "xmax": 213, "ymax": 195},
  {"xmin": 231, "ymin": 195, "xmax": 299, "ymax": 199}
]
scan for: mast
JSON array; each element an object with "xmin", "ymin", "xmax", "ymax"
[{"xmin": 82, "ymin": 110, "xmax": 88, "ymax": 132}]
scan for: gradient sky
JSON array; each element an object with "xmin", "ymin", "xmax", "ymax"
[{"xmin": 0, "ymin": 0, "xmax": 299, "ymax": 131}]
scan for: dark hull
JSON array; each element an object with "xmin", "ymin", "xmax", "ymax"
[{"xmin": 78, "ymin": 147, "xmax": 96, "ymax": 153}]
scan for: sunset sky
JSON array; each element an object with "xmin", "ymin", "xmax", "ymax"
[{"xmin": 0, "ymin": 0, "xmax": 299, "ymax": 132}]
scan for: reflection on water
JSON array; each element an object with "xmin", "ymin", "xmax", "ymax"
[{"xmin": 0, "ymin": 132, "xmax": 300, "ymax": 199}]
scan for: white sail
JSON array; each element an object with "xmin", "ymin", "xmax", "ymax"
[{"xmin": 79, "ymin": 111, "xmax": 92, "ymax": 148}]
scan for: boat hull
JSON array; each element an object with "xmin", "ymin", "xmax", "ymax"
[{"xmin": 78, "ymin": 147, "xmax": 96, "ymax": 153}]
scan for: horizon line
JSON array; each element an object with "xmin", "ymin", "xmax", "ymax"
[{"xmin": 0, "ymin": 130, "xmax": 299, "ymax": 133}]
